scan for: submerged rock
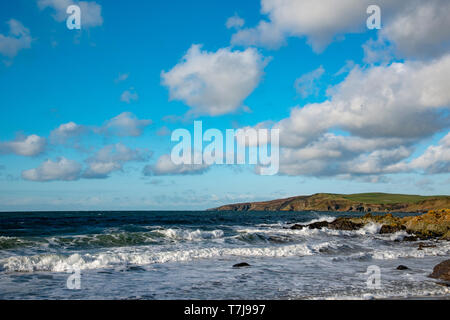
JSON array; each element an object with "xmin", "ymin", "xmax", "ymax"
[
  {"xmin": 233, "ymin": 262, "xmax": 251, "ymax": 268},
  {"xmin": 396, "ymin": 265, "xmax": 409, "ymax": 270},
  {"xmin": 429, "ymin": 260, "xmax": 450, "ymax": 281}
]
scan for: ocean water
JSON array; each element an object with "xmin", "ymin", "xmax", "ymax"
[{"xmin": 0, "ymin": 211, "xmax": 448, "ymax": 300}]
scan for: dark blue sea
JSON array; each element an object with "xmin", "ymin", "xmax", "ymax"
[{"xmin": 0, "ymin": 211, "xmax": 448, "ymax": 299}]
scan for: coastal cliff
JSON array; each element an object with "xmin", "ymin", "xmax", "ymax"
[{"xmin": 208, "ymin": 193, "xmax": 450, "ymax": 213}]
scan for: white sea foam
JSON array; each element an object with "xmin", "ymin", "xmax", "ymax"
[
  {"xmin": 155, "ymin": 228, "xmax": 224, "ymax": 241},
  {"xmin": 372, "ymin": 242, "xmax": 450, "ymax": 260},
  {"xmin": 301, "ymin": 216, "xmax": 336, "ymax": 225},
  {"xmin": 355, "ymin": 222, "xmax": 382, "ymax": 235},
  {"xmin": 0, "ymin": 241, "xmax": 348, "ymax": 272}
]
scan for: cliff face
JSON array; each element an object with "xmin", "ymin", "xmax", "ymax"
[{"xmin": 208, "ymin": 193, "xmax": 450, "ymax": 213}]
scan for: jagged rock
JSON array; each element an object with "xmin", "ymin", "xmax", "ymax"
[
  {"xmin": 306, "ymin": 221, "xmax": 330, "ymax": 229},
  {"xmin": 379, "ymin": 225, "xmax": 406, "ymax": 234},
  {"xmin": 396, "ymin": 265, "xmax": 409, "ymax": 270},
  {"xmin": 328, "ymin": 218, "xmax": 363, "ymax": 231},
  {"xmin": 429, "ymin": 260, "xmax": 450, "ymax": 281},
  {"xmin": 233, "ymin": 262, "xmax": 251, "ymax": 268}
]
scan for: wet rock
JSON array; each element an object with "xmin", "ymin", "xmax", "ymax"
[
  {"xmin": 328, "ymin": 218, "xmax": 363, "ymax": 231},
  {"xmin": 379, "ymin": 225, "xmax": 405, "ymax": 234},
  {"xmin": 403, "ymin": 235, "xmax": 418, "ymax": 241},
  {"xmin": 429, "ymin": 260, "xmax": 450, "ymax": 281},
  {"xmin": 306, "ymin": 221, "xmax": 330, "ymax": 229},
  {"xmin": 290, "ymin": 224, "xmax": 305, "ymax": 230},
  {"xmin": 233, "ymin": 262, "xmax": 251, "ymax": 268},
  {"xmin": 396, "ymin": 265, "xmax": 409, "ymax": 270}
]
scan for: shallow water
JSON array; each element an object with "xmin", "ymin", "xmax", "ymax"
[{"xmin": 0, "ymin": 211, "xmax": 448, "ymax": 299}]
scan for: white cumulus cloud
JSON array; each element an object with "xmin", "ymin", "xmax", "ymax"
[
  {"xmin": 50, "ymin": 121, "xmax": 86, "ymax": 143},
  {"xmin": 0, "ymin": 134, "xmax": 46, "ymax": 156},
  {"xmin": 83, "ymin": 143, "xmax": 149, "ymax": 179},
  {"xmin": 161, "ymin": 44, "xmax": 268, "ymax": 116},
  {"xmin": 101, "ymin": 112, "xmax": 152, "ymax": 137},
  {"xmin": 231, "ymin": 0, "xmax": 450, "ymax": 60},
  {"xmin": 22, "ymin": 157, "xmax": 82, "ymax": 181}
]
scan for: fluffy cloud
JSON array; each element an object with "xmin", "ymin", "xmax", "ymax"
[
  {"xmin": 22, "ymin": 157, "xmax": 82, "ymax": 181},
  {"xmin": 379, "ymin": 0, "xmax": 450, "ymax": 59},
  {"xmin": 161, "ymin": 44, "xmax": 268, "ymax": 116},
  {"xmin": 294, "ymin": 66, "xmax": 324, "ymax": 98},
  {"xmin": 0, "ymin": 19, "xmax": 32, "ymax": 58},
  {"xmin": 275, "ymin": 55, "xmax": 450, "ymax": 149},
  {"xmin": 226, "ymin": 14, "xmax": 245, "ymax": 29},
  {"xmin": 407, "ymin": 133, "xmax": 450, "ymax": 174},
  {"xmin": 251, "ymin": 54, "xmax": 450, "ymax": 178},
  {"xmin": 101, "ymin": 112, "xmax": 152, "ymax": 137},
  {"xmin": 50, "ymin": 121, "xmax": 86, "ymax": 143},
  {"xmin": 143, "ymin": 154, "xmax": 209, "ymax": 176},
  {"xmin": 231, "ymin": 0, "xmax": 369, "ymax": 52},
  {"xmin": 83, "ymin": 143, "xmax": 149, "ymax": 179},
  {"xmin": 276, "ymin": 134, "xmax": 412, "ymax": 176},
  {"xmin": 232, "ymin": 0, "xmax": 450, "ymax": 59},
  {"xmin": 38, "ymin": 0, "xmax": 103, "ymax": 28},
  {"xmin": 0, "ymin": 134, "xmax": 46, "ymax": 156}
]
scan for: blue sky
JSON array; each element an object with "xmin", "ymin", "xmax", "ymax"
[{"xmin": 0, "ymin": 0, "xmax": 449, "ymax": 211}]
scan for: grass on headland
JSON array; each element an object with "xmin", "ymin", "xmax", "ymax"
[{"xmin": 338, "ymin": 193, "xmax": 447, "ymax": 204}]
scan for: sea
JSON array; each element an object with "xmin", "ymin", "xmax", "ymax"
[{"xmin": 0, "ymin": 210, "xmax": 448, "ymax": 299}]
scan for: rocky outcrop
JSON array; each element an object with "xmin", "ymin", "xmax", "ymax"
[
  {"xmin": 429, "ymin": 260, "xmax": 450, "ymax": 281},
  {"xmin": 289, "ymin": 209, "xmax": 450, "ymax": 240},
  {"xmin": 209, "ymin": 193, "xmax": 450, "ymax": 213},
  {"xmin": 328, "ymin": 218, "xmax": 363, "ymax": 231},
  {"xmin": 402, "ymin": 209, "xmax": 450, "ymax": 238}
]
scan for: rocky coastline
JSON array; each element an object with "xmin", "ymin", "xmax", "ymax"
[{"xmin": 290, "ymin": 209, "xmax": 450, "ymax": 285}]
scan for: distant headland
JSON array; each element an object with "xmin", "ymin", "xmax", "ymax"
[{"xmin": 208, "ymin": 193, "xmax": 450, "ymax": 213}]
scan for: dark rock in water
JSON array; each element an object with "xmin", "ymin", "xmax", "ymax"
[
  {"xmin": 418, "ymin": 243, "xmax": 437, "ymax": 250},
  {"xmin": 429, "ymin": 260, "xmax": 450, "ymax": 281},
  {"xmin": 328, "ymin": 218, "xmax": 363, "ymax": 231},
  {"xmin": 396, "ymin": 265, "xmax": 409, "ymax": 270},
  {"xmin": 126, "ymin": 266, "xmax": 146, "ymax": 272},
  {"xmin": 403, "ymin": 235, "xmax": 418, "ymax": 242},
  {"xmin": 291, "ymin": 221, "xmax": 329, "ymax": 230},
  {"xmin": 379, "ymin": 225, "xmax": 405, "ymax": 234},
  {"xmin": 307, "ymin": 221, "xmax": 330, "ymax": 229},
  {"xmin": 233, "ymin": 262, "xmax": 251, "ymax": 268}
]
